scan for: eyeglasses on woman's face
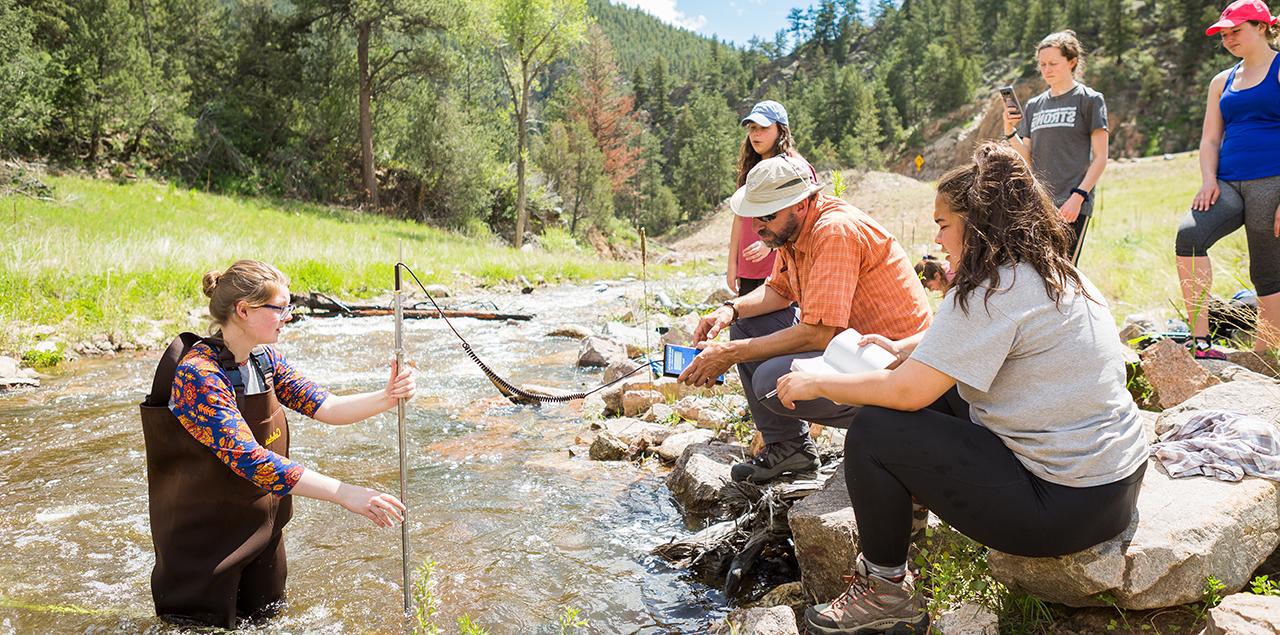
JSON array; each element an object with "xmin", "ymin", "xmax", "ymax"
[{"xmin": 258, "ymin": 303, "xmax": 294, "ymax": 321}]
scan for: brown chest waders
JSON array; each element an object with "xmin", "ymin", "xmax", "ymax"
[{"xmin": 140, "ymin": 333, "xmax": 292, "ymax": 628}]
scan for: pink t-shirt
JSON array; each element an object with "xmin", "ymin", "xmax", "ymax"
[{"xmin": 736, "ymin": 216, "xmax": 777, "ymax": 280}]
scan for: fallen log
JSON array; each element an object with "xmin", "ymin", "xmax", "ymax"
[{"xmin": 291, "ymin": 292, "xmax": 533, "ymax": 321}]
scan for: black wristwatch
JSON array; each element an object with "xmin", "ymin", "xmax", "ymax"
[
  {"xmin": 722, "ymin": 300, "xmax": 739, "ymax": 323},
  {"xmin": 1004, "ymin": 130, "xmax": 1018, "ymax": 140},
  {"xmin": 1070, "ymin": 187, "xmax": 1091, "ymax": 203}
]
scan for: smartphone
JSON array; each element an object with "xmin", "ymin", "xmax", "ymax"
[
  {"xmin": 663, "ymin": 344, "xmax": 725, "ymax": 384},
  {"xmin": 999, "ymin": 86, "xmax": 1022, "ymax": 117}
]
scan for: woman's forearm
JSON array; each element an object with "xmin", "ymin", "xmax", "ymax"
[
  {"xmin": 1198, "ymin": 138, "xmax": 1220, "ymax": 184},
  {"xmin": 814, "ymin": 359, "xmax": 955, "ymax": 411},
  {"xmin": 1078, "ymin": 131, "xmax": 1108, "ymax": 193},
  {"xmin": 314, "ymin": 390, "xmax": 396, "ymax": 426},
  {"xmin": 290, "ymin": 467, "xmax": 341, "ymax": 502}
]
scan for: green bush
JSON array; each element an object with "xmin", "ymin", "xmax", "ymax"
[{"xmin": 21, "ymin": 347, "xmax": 62, "ymax": 369}]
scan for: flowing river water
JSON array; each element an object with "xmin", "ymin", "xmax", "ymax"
[{"xmin": 0, "ymin": 278, "xmax": 735, "ymax": 633}]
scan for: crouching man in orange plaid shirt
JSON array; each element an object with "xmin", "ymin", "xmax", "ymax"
[{"xmin": 679, "ymin": 155, "xmax": 956, "ymax": 484}]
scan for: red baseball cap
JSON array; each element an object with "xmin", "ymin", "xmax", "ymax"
[{"xmin": 1206, "ymin": 0, "xmax": 1277, "ymax": 36}]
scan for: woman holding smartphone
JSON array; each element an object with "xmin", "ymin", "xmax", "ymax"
[
  {"xmin": 1175, "ymin": 0, "xmax": 1280, "ymax": 359},
  {"xmin": 1003, "ymin": 30, "xmax": 1109, "ymax": 265}
]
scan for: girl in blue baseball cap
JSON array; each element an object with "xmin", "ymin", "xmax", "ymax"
[{"xmin": 729, "ymin": 100, "xmax": 815, "ymax": 297}]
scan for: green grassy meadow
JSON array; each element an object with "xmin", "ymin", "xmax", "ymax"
[
  {"xmin": 0, "ymin": 175, "xmax": 683, "ymax": 357},
  {"xmin": 1076, "ymin": 152, "xmax": 1251, "ymax": 321}
]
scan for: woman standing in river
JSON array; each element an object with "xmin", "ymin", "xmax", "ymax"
[{"xmin": 140, "ymin": 259, "xmax": 414, "ymax": 628}]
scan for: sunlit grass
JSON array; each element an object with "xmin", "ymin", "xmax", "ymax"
[
  {"xmin": 1081, "ymin": 152, "xmax": 1251, "ymax": 321},
  {"xmin": 0, "ymin": 175, "xmax": 693, "ymax": 352}
]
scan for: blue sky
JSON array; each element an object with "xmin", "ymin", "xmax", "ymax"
[{"xmin": 614, "ymin": 0, "xmax": 816, "ymax": 47}]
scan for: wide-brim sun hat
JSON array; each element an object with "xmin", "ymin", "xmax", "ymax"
[
  {"xmin": 1206, "ymin": 0, "xmax": 1277, "ymax": 35},
  {"xmin": 730, "ymin": 155, "xmax": 822, "ymax": 218}
]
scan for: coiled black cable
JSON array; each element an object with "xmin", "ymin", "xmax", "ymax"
[{"xmin": 397, "ymin": 262, "xmax": 653, "ymax": 404}]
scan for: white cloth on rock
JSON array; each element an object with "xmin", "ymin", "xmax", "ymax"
[{"xmin": 1150, "ymin": 410, "xmax": 1280, "ymax": 481}]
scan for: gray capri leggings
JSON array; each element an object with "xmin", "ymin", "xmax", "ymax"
[{"xmin": 1175, "ymin": 175, "xmax": 1280, "ymax": 297}]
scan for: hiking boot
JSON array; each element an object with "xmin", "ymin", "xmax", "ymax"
[
  {"xmin": 730, "ymin": 434, "xmax": 819, "ymax": 483},
  {"xmin": 804, "ymin": 555, "xmax": 929, "ymax": 635}
]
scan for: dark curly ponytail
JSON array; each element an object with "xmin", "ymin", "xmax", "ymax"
[{"xmin": 936, "ymin": 142, "xmax": 1093, "ymax": 314}]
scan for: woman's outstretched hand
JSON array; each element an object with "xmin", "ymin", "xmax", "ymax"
[
  {"xmin": 384, "ymin": 358, "xmax": 417, "ymax": 403},
  {"xmin": 337, "ymin": 483, "xmax": 406, "ymax": 528}
]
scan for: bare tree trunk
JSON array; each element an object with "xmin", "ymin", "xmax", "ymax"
[
  {"xmin": 88, "ymin": 114, "xmax": 101, "ymax": 165},
  {"xmin": 357, "ymin": 20, "xmax": 379, "ymax": 208},
  {"xmin": 513, "ymin": 72, "xmax": 530, "ymax": 248}
]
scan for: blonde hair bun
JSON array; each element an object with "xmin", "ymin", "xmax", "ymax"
[{"xmin": 201, "ymin": 270, "xmax": 223, "ymax": 298}]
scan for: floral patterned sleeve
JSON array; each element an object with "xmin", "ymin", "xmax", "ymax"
[
  {"xmin": 169, "ymin": 344, "xmax": 305, "ymax": 495},
  {"xmin": 266, "ymin": 348, "xmax": 330, "ymax": 416}
]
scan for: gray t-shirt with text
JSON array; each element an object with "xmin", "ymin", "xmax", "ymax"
[
  {"xmin": 910, "ymin": 264, "xmax": 1147, "ymax": 487},
  {"xmin": 1018, "ymin": 84, "xmax": 1108, "ymax": 212}
]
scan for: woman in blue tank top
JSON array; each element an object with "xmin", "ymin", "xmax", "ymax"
[{"xmin": 1175, "ymin": 0, "xmax": 1280, "ymax": 359}]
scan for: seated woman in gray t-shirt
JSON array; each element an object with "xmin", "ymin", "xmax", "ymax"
[{"xmin": 775, "ymin": 143, "xmax": 1147, "ymax": 635}]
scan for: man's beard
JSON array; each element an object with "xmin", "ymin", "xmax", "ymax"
[{"xmin": 758, "ymin": 214, "xmax": 801, "ymax": 248}]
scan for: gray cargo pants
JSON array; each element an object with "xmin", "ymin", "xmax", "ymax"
[{"xmin": 730, "ymin": 307, "xmax": 861, "ymax": 444}]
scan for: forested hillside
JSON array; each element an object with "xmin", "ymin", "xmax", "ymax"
[{"xmin": 0, "ymin": 0, "xmax": 1267, "ymax": 246}]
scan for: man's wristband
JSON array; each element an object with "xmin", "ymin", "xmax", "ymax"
[
  {"xmin": 1070, "ymin": 187, "xmax": 1090, "ymax": 203},
  {"xmin": 1005, "ymin": 130, "xmax": 1018, "ymax": 140},
  {"xmin": 722, "ymin": 300, "xmax": 739, "ymax": 323}
]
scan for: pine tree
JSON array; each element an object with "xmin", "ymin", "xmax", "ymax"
[
  {"xmin": 568, "ymin": 26, "xmax": 644, "ymax": 197},
  {"xmin": 1100, "ymin": 0, "xmax": 1133, "ymax": 65},
  {"xmin": 672, "ymin": 90, "xmax": 735, "ymax": 220}
]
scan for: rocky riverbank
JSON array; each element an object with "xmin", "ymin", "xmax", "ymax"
[{"xmin": 571, "ymin": 302, "xmax": 1280, "ymax": 634}]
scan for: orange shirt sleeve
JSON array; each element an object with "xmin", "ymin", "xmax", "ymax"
[{"xmin": 764, "ymin": 251, "xmax": 796, "ymax": 301}]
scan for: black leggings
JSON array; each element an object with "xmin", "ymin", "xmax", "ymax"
[
  {"xmin": 844, "ymin": 401, "xmax": 1145, "ymax": 567},
  {"xmin": 738, "ymin": 277, "xmax": 766, "ymax": 297}
]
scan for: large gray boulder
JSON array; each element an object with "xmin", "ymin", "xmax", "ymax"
[
  {"xmin": 711, "ymin": 606, "xmax": 798, "ymax": 635},
  {"xmin": 655, "ymin": 429, "xmax": 715, "ymax": 463},
  {"xmin": 1155, "ymin": 377, "xmax": 1280, "ymax": 437},
  {"xmin": 1204, "ymin": 593, "xmax": 1280, "ymax": 634},
  {"xmin": 674, "ymin": 395, "xmax": 748, "ymax": 430},
  {"xmin": 935, "ymin": 603, "xmax": 999, "ymax": 635},
  {"xmin": 1140, "ymin": 339, "xmax": 1220, "ymax": 409},
  {"xmin": 588, "ymin": 431, "xmax": 631, "ymax": 461},
  {"xmin": 1196, "ymin": 359, "xmax": 1278, "ymax": 386},
  {"xmin": 0, "ymin": 355, "xmax": 38, "ymax": 390},
  {"xmin": 622, "ymin": 389, "xmax": 664, "ymax": 417},
  {"xmin": 665, "ymin": 442, "xmax": 746, "ymax": 516},
  {"xmin": 577, "ymin": 336, "xmax": 628, "ymax": 368},
  {"xmin": 597, "ymin": 417, "xmax": 680, "ymax": 448},
  {"xmin": 988, "ymin": 459, "xmax": 1280, "ymax": 609},
  {"xmin": 788, "ymin": 467, "xmax": 860, "ymax": 602},
  {"xmin": 1226, "ymin": 351, "xmax": 1280, "ymax": 379}
]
